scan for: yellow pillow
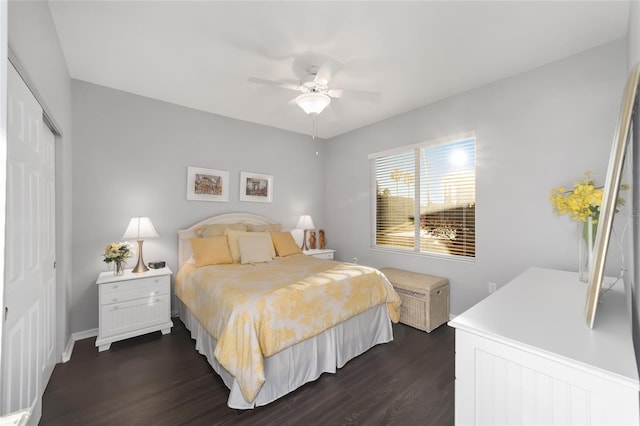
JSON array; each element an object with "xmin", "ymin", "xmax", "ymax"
[
  {"xmin": 194, "ymin": 222, "xmax": 247, "ymax": 238},
  {"xmin": 270, "ymin": 231, "xmax": 303, "ymax": 257},
  {"xmin": 225, "ymin": 230, "xmax": 276, "ymax": 262},
  {"xmin": 189, "ymin": 236, "xmax": 233, "ymax": 267}
]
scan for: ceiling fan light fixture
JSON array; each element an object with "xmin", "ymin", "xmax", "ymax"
[{"xmin": 296, "ymin": 93, "xmax": 330, "ymax": 115}]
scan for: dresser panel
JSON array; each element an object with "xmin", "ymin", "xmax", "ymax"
[{"xmin": 450, "ymin": 268, "xmax": 640, "ymax": 426}]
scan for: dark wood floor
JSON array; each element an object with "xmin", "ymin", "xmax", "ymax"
[{"xmin": 40, "ymin": 319, "xmax": 455, "ymax": 425}]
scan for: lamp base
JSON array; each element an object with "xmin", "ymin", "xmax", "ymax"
[
  {"xmin": 132, "ymin": 240, "xmax": 149, "ymax": 273},
  {"xmin": 300, "ymin": 229, "xmax": 309, "ymax": 251}
]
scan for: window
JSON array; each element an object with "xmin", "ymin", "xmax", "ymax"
[{"xmin": 371, "ymin": 136, "xmax": 476, "ymax": 259}]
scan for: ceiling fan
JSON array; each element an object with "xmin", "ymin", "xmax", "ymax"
[{"xmin": 248, "ymin": 59, "xmax": 381, "ymax": 116}]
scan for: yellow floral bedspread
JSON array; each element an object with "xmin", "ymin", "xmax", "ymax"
[{"xmin": 175, "ymin": 254, "xmax": 400, "ymax": 403}]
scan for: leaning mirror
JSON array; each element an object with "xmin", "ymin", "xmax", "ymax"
[{"xmin": 585, "ymin": 64, "xmax": 639, "ymax": 328}]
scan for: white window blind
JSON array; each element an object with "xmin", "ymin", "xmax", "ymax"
[{"xmin": 372, "ymin": 136, "xmax": 476, "ymax": 259}]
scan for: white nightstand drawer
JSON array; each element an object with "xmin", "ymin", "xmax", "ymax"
[
  {"xmin": 100, "ymin": 275, "xmax": 169, "ymax": 295},
  {"xmin": 314, "ymin": 252, "xmax": 334, "ymax": 260},
  {"xmin": 303, "ymin": 249, "xmax": 335, "ymax": 260},
  {"xmin": 101, "ymin": 284, "xmax": 167, "ymax": 305},
  {"xmin": 100, "ymin": 294, "xmax": 170, "ymax": 338}
]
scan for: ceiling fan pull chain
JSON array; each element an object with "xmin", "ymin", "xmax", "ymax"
[
  {"xmin": 313, "ymin": 116, "xmax": 319, "ymax": 155},
  {"xmin": 313, "ymin": 115, "xmax": 317, "ymax": 138}
]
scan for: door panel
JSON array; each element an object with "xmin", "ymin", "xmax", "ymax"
[
  {"xmin": 41, "ymin": 126, "xmax": 56, "ymax": 387},
  {"xmin": 1, "ymin": 61, "xmax": 55, "ymax": 423}
]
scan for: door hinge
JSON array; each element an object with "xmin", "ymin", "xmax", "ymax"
[
  {"xmin": 4, "ymin": 306, "xmax": 7, "ymax": 322},
  {"xmin": 53, "ymin": 261, "xmax": 56, "ymax": 269}
]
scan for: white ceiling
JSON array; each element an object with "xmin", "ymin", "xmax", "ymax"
[{"xmin": 48, "ymin": 1, "xmax": 630, "ymax": 139}]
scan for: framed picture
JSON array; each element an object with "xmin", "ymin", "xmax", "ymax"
[
  {"xmin": 186, "ymin": 167, "xmax": 229, "ymax": 202},
  {"xmin": 240, "ymin": 172, "xmax": 273, "ymax": 203}
]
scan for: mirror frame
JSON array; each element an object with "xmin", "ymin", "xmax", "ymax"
[{"xmin": 585, "ymin": 64, "xmax": 639, "ymax": 328}]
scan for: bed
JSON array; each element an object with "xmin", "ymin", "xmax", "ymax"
[{"xmin": 175, "ymin": 213, "xmax": 401, "ymax": 409}]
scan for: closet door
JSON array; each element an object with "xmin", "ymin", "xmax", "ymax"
[
  {"xmin": 40, "ymin": 123, "xmax": 56, "ymax": 391},
  {"xmin": 1, "ymin": 61, "xmax": 55, "ymax": 424}
]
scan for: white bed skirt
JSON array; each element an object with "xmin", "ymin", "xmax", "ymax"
[{"xmin": 178, "ymin": 300, "xmax": 394, "ymax": 409}]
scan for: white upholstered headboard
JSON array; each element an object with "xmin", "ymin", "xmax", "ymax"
[{"xmin": 177, "ymin": 212, "xmax": 278, "ymax": 267}]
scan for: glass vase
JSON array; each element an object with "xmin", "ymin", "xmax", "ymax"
[
  {"xmin": 113, "ymin": 260, "xmax": 126, "ymax": 276},
  {"xmin": 578, "ymin": 216, "xmax": 597, "ymax": 283}
]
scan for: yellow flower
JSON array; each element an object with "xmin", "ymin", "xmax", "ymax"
[{"xmin": 549, "ymin": 172, "xmax": 603, "ymax": 223}]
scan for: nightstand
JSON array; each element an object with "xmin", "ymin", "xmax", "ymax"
[
  {"xmin": 303, "ymin": 249, "xmax": 335, "ymax": 260},
  {"xmin": 95, "ymin": 267, "xmax": 173, "ymax": 351}
]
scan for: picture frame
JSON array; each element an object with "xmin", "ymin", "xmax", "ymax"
[
  {"xmin": 186, "ymin": 167, "xmax": 229, "ymax": 202},
  {"xmin": 239, "ymin": 172, "xmax": 273, "ymax": 203},
  {"xmin": 585, "ymin": 63, "xmax": 639, "ymax": 328}
]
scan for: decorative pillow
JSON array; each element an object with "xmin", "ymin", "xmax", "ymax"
[
  {"xmin": 195, "ymin": 222, "xmax": 247, "ymax": 238},
  {"xmin": 225, "ymin": 230, "xmax": 276, "ymax": 262},
  {"xmin": 238, "ymin": 236, "xmax": 273, "ymax": 264},
  {"xmin": 270, "ymin": 231, "xmax": 303, "ymax": 257},
  {"xmin": 189, "ymin": 236, "xmax": 233, "ymax": 267},
  {"xmin": 245, "ymin": 223, "xmax": 283, "ymax": 232}
]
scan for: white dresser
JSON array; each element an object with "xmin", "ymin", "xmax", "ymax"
[
  {"xmin": 95, "ymin": 267, "xmax": 173, "ymax": 351},
  {"xmin": 449, "ymin": 267, "xmax": 639, "ymax": 425}
]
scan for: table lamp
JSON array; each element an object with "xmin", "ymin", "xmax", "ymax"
[
  {"xmin": 296, "ymin": 215, "xmax": 315, "ymax": 251},
  {"xmin": 122, "ymin": 217, "xmax": 159, "ymax": 273}
]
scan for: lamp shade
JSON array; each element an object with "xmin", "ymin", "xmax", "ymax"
[
  {"xmin": 296, "ymin": 215, "xmax": 315, "ymax": 230},
  {"xmin": 122, "ymin": 217, "xmax": 159, "ymax": 240},
  {"xmin": 295, "ymin": 93, "xmax": 330, "ymax": 115}
]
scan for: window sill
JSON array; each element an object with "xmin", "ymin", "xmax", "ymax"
[{"xmin": 369, "ymin": 246, "xmax": 475, "ymax": 264}]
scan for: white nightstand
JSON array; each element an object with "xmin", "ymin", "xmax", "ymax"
[
  {"xmin": 303, "ymin": 249, "xmax": 335, "ymax": 260},
  {"xmin": 95, "ymin": 267, "xmax": 173, "ymax": 351}
]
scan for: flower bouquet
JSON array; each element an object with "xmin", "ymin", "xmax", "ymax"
[
  {"xmin": 103, "ymin": 242, "xmax": 133, "ymax": 275},
  {"xmin": 550, "ymin": 172, "xmax": 603, "ymax": 282},
  {"xmin": 549, "ymin": 172, "xmax": 603, "ymax": 223},
  {"xmin": 549, "ymin": 171, "xmax": 628, "ymax": 282}
]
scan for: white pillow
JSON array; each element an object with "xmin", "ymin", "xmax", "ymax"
[
  {"xmin": 226, "ymin": 229, "xmax": 276, "ymax": 262},
  {"xmin": 238, "ymin": 235, "xmax": 273, "ymax": 264}
]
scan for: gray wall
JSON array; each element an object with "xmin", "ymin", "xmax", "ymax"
[
  {"xmin": 324, "ymin": 39, "xmax": 627, "ymax": 315},
  {"xmin": 8, "ymin": 0, "xmax": 73, "ymax": 360},
  {"xmin": 71, "ymin": 80, "xmax": 325, "ymax": 332}
]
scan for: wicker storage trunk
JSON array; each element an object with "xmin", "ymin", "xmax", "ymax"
[{"xmin": 380, "ymin": 267, "xmax": 449, "ymax": 333}]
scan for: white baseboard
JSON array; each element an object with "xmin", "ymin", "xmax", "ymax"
[
  {"xmin": 61, "ymin": 337, "xmax": 74, "ymax": 363},
  {"xmin": 73, "ymin": 328, "xmax": 98, "ymax": 340},
  {"xmin": 61, "ymin": 328, "xmax": 98, "ymax": 363},
  {"xmin": 2, "ymin": 407, "xmax": 30, "ymax": 426}
]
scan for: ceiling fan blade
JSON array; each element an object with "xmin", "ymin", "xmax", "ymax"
[
  {"xmin": 248, "ymin": 77, "xmax": 300, "ymax": 91},
  {"xmin": 224, "ymin": 27, "xmax": 293, "ymax": 61},
  {"xmin": 314, "ymin": 58, "xmax": 343, "ymax": 85},
  {"xmin": 331, "ymin": 88, "xmax": 381, "ymax": 102}
]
